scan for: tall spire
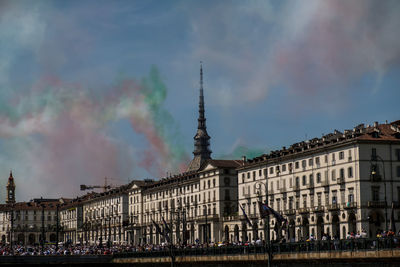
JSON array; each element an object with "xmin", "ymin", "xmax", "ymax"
[
  {"xmin": 198, "ymin": 62, "xmax": 206, "ymax": 130},
  {"xmin": 187, "ymin": 62, "xmax": 212, "ymax": 172}
]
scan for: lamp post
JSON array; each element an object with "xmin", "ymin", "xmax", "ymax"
[
  {"xmin": 129, "ymin": 214, "xmax": 137, "ymax": 246},
  {"xmin": 41, "ymin": 204, "xmax": 45, "ymax": 251},
  {"xmin": 176, "ymin": 207, "xmax": 181, "ymax": 245},
  {"xmin": 254, "ymin": 178, "xmax": 271, "ymax": 267},
  {"xmin": 371, "ymin": 154, "xmax": 388, "ymax": 231},
  {"xmin": 107, "ymin": 215, "xmax": 112, "ymax": 248},
  {"xmin": 6, "ymin": 204, "xmax": 14, "ymax": 254},
  {"xmin": 56, "ymin": 204, "xmax": 59, "ymax": 250},
  {"xmin": 205, "ymin": 206, "xmax": 208, "ymax": 247},
  {"xmin": 182, "ymin": 209, "xmax": 187, "ymax": 246}
]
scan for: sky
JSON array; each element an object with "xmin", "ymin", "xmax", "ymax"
[{"xmin": 0, "ymin": 0, "xmax": 399, "ymax": 201}]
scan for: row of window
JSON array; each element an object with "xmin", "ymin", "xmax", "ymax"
[
  {"xmin": 144, "ymin": 189, "xmax": 224, "ymax": 212},
  {"xmin": 142, "ymin": 204, "xmax": 218, "ymax": 223},
  {"xmin": 242, "ymin": 187, "xmax": 355, "ymax": 214},
  {"xmin": 241, "ymin": 151, "xmax": 354, "ymax": 182}
]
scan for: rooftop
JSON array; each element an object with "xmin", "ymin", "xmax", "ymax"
[{"xmin": 242, "ymin": 120, "xmax": 400, "ymax": 168}]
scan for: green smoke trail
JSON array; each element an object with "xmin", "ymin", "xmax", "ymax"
[
  {"xmin": 140, "ymin": 66, "xmax": 189, "ymax": 169},
  {"xmin": 218, "ymin": 145, "xmax": 267, "ymax": 160}
]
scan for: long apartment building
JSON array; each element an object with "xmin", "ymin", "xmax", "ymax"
[
  {"xmin": 223, "ymin": 121, "xmax": 400, "ymax": 242},
  {"xmin": 131, "ymin": 159, "xmax": 241, "ymax": 245}
]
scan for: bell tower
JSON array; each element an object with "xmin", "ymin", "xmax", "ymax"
[{"xmin": 6, "ymin": 171, "xmax": 15, "ymax": 204}]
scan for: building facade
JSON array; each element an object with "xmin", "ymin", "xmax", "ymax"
[
  {"xmin": 223, "ymin": 121, "xmax": 400, "ymax": 242},
  {"xmin": 0, "ymin": 172, "xmax": 66, "ymax": 245},
  {"xmin": 81, "ymin": 185, "xmax": 129, "ymax": 245},
  {"xmin": 129, "ymin": 160, "xmax": 241, "ymax": 245}
]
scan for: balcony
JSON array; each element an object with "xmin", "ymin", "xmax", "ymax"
[
  {"xmin": 249, "ymin": 213, "xmax": 258, "ymax": 220},
  {"xmin": 298, "ymin": 207, "xmax": 309, "ymax": 214},
  {"xmin": 243, "ymin": 193, "xmax": 251, "ymax": 199},
  {"xmin": 371, "ymin": 174, "xmax": 382, "ymax": 182},
  {"xmin": 321, "ymin": 180, "xmax": 329, "ymax": 186},
  {"xmin": 393, "ymin": 201, "xmax": 400, "ymax": 208},
  {"xmin": 327, "ymin": 203, "xmax": 340, "ymax": 211},
  {"xmin": 314, "ymin": 206, "xmax": 324, "ymax": 212},
  {"xmin": 223, "ymin": 215, "xmax": 239, "ymax": 222},
  {"xmin": 268, "ymin": 190, "xmax": 274, "ymax": 195},
  {"xmin": 279, "ymin": 186, "xmax": 286, "ymax": 193},
  {"xmin": 284, "ymin": 209, "xmax": 296, "ymax": 216},
  {"xmin": 307, "ymin": 183, "xmax": 314, "ymax": 189},
  {"xmin": 293, "ymin": 184, "xmax": 300, "ymax": 191},
  {"xmin": 337, "ymin": 177, "xmax": 345, "ymax": 184},
  {"xmin": 368, "ymin": 201, "xmax": 386, "ymax": 208},
  {"xmin": 197, "ymin": 214, "xmax": 219, "ymax": 221},
  {"xmin": 343, "ymin": 202, "xmax": 357, "ymax": 209}
]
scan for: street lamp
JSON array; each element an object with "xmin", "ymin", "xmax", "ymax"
[
  {"xmin": 40, "ymin": 204, "xmax": 45, "ymax": 251},
  {"xmin": 371, "ymin": 154, "xmax": 388, "ymax": 231},
  {"xmin": 6, "ymin": 204, "xmax": 14, "ymax": 254},
  {"xmin": 182, "ymin": 209, "xmax": 187, "ymax": 246},
  {"xmin": 109, "ymin": 216, "xmax": 112, "ymax": 248},
  {"xmin": 56, "ymin": 204, "xmax": 60, "ymax": 250},
  {"xmin": 129, "ymin": 214, "xmax": 138, "ymax": 245},
  {"xmin": 204, "ymin": 205, "xmax": 208, "ymax": 247},
  {"xmin": 254, "ymin": 178, "xmax": 272, "ymax": 267}
]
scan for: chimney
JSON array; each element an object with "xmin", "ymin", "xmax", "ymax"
[
  {"xmin": 242, "ymin": 156, "xmax": 246, "ymax": 165},
  {"xmin": 374, "ymin": 121, "xmax": 378, "ymax": 127}
]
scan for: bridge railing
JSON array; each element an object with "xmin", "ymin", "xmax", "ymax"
[{"xmin": 114, "ymin": 237, "xmax": 400, "ymax": 258}]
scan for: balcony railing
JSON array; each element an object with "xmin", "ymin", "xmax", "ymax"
[
  {"xmin": 196, "ymin": 214, "xmax": 219, "ymax": 221},
  {"xmin": 314, "ymin": 206, "xmax": 324, "ymax": 212},
  {"xmin": 249, "ymin": 213, "xmax": 258, "ymax": 219},
  {"xmin": 279, "ymin": 186, "xmax": 286, "ymax": 193},
  {"xmin": 327, "ymin": 203, "xmax": 340, "ymax": 211},
  {"xmin": 298, "ymin": 207, "xmax": 309, "ymax": 214},
  {"xmin": 307, "ymin": 183, "xmax": 314, "ymax": 189},
  {"xmin": 114, "ymin": 238, "xmax": 400, "ymax": 259},
  {"xmin": 343, "ymin": 202, "xmax": 357, "ymax": 209},
  {"xmin": 293, "ymin": 184, "xmax": 300, "ymax": 191},
  {"xmin": 337, "ymin": 177, "xmax": 345, "ymax": 184},
  {"xmin": 371, "ymin": 174, "xmax": 382, "ymax": 182},
  {"xmin": 368, "ymin": 201, "xmax": 386, "ymax": 208},
  {"xmin": 222, "ymin": 215, "xmax": 239, "ymax": 222},
  {"xmin": 321, "ymin": 180, "xmax": 329, "ymax": 186},
  {"xmin": 284, "ymin": 209, "xmax": 296, "ymax": 216}
]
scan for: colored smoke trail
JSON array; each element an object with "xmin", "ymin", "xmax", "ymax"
[
  {"xmin": 218, "ymin": 142, "xmax": 267, "ymax": 160},
  {"xmin": 0, "ymin": 66, "xmax": 189, "ymax": 201}
]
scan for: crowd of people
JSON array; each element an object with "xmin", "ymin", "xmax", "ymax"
[
  {"xmin": 0, "ymin": 242, "xmax": 221, "ymax": 256},
  {"xmin": 1, "ymin": 229, "xmax": 400, "ymax": 256}
]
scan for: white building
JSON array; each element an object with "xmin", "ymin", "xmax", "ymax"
[
  {"xmin": 223, "ymin": 121, "xmax": 400, "ymax": 242},
  {"xmin": 128, "ymin": 160, "xmax": 240, "ymax": 245},
  {"xmin": 81, "ymin": 185, "xmax": 129, "ymax": 245}
]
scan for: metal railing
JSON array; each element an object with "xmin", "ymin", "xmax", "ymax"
[{"xmin": 114, "ymin": 237, "xmax": 400, "ymax": 259}]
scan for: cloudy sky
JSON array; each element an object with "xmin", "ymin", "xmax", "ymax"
[{"xmin": 0, "ymin": 0, "xmax": 399, "ymax": 201}]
